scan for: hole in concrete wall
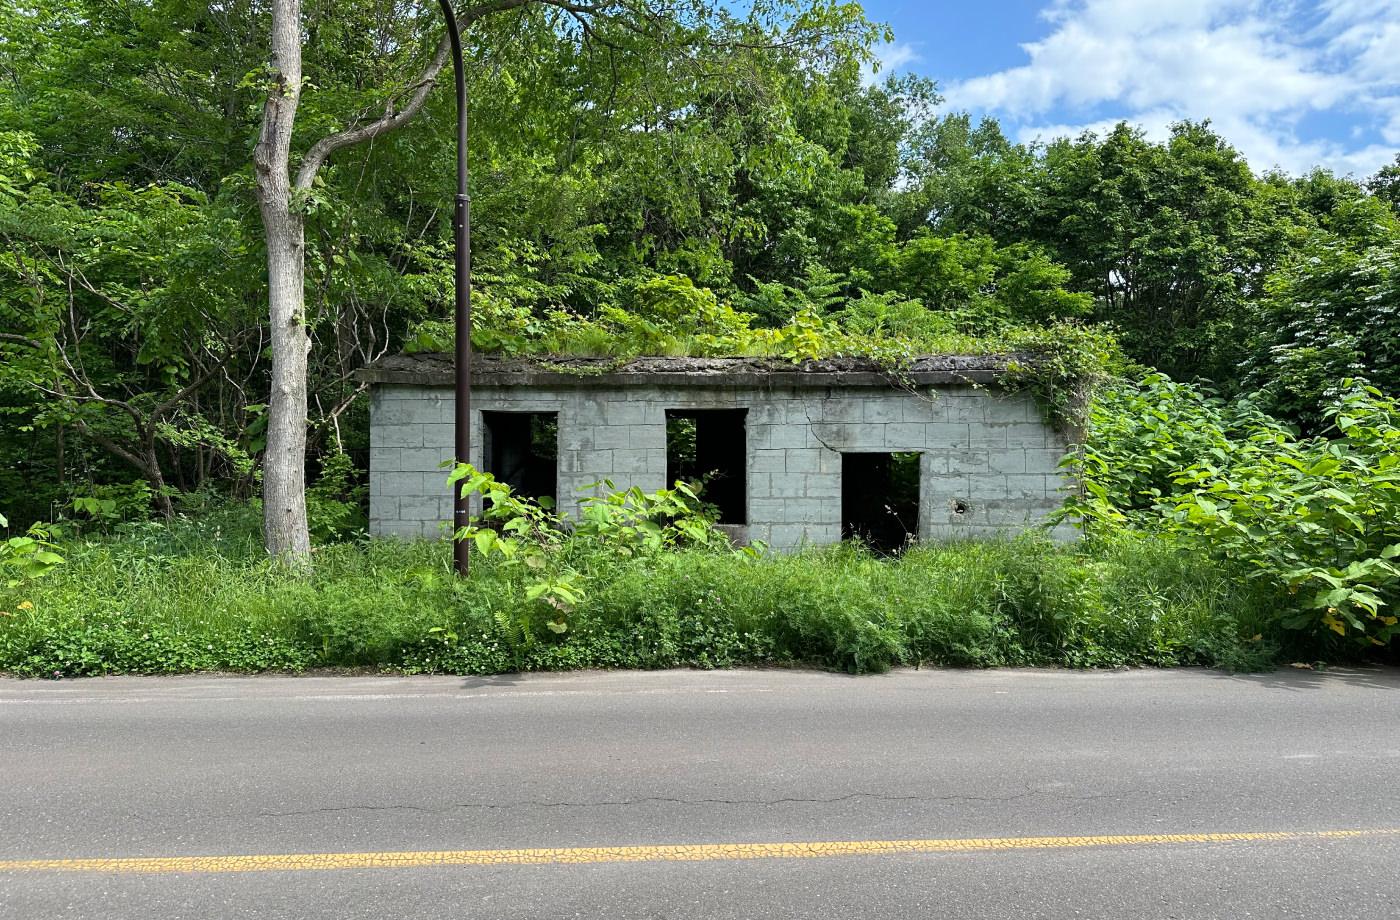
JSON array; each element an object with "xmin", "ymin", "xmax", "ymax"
[
  {"xmin": 482, "ymin": 412, "xmax": 558, "ymax": 503},
  {"xmin": 665, "ymin": 409, "xmax": 747, "ymax": 524},
  {"xmin": 842, "ymin": 451, "xmax": 921, "ymax": 554}
]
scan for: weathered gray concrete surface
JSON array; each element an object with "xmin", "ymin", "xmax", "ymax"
[
  {"xmin": 364, "ymin": 355, "xmax": 1074, "ymax": 546},
  {"xmin": 3, "ymin": 667, "xmax": 1399, "ymax": 919}
]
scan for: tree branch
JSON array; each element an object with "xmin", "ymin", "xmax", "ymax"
[
  {"xmin": 0, "ymin": 332, "xmax": 43, "ymax": 348},
  {"xmin": 71, "ymin": 418, "xmax": 152, "ymax": 478},
  {"xmin": 308, "ymin": 381, "xmax": 369, "ymax": 449},
  {"xmin": 151, "ymin": 359, "xmax": 234, "ymax": 420},
  {"xmin": 293, "ymin": 0, "xmax": 535, "ymax": 191}
]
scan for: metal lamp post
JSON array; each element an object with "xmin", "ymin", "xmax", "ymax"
[{"xmin": 436, "ymin": 0, "xmax": 473, "ymax": 577}]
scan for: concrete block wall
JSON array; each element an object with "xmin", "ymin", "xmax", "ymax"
[
  {"xmin": 367, "ymin": 386, "xmax": 456, "ymax": 539},
  {"xmin": 368, "ymin": 382, "xmax": 1075, "ymax": 548}
]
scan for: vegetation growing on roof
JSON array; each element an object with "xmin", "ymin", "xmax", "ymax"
[{"xmin": 401, "ymin": 273, "xmax": 1125, "ymax": 423}]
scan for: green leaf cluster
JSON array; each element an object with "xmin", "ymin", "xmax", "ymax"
[
  {"xmin": 447, "ymin": 462, "xmax": 750, "ymax": 643},
  {"xmin": 1065, "ymin": 377, "xmax": 1400, "ymax": 645},
  {"xmin": 0, "ymin": 514, "xmax": 65, "ymax": 589},
  {"xmin": 1243, "ymin": 200, "xmax": 1400, "ymax": 430}
]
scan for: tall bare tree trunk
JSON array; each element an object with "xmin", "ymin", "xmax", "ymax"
[{"xmin": 253, "ymin": 0, "xmax": 312, "ymax": 560}]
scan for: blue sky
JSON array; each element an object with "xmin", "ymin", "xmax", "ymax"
[{"xmin": 858, "ymin": 0, "xmax": 1400, "ymax": 178}]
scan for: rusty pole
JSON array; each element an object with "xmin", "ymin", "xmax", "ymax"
[{"xmin": 436, "ymin": 0, "xmax": 472, "ymax": 578}]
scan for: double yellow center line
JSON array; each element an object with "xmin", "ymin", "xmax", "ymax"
[{"xmin": 2, "ymin": 829, "xmax": 1395, "ymax": 874}]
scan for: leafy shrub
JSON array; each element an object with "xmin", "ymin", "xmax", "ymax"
[
  {"xmin": 1244, "ymin": 201, "xmax": 1400, "ymax": 429},
  {"xmin": 1065, "ymin": 374, "xmax": 1291, "ymax": 519},
  {"xmin": 0, "ymin": 513, "xmax": 64, "ymax": 588},
  {"xmin": 69, "ymin": 481, "xmax": 156, "ymax": 533},
  {"xmin": 306, "ymin": 452, "xmax": 368, "ymax": 543},
  {"xmin": 1065, "ymin": 376, "xmax": 1400, "ymax": 645},
  {"xmin": 403, "ymin": 269, "xmax": 1123, "ymax": 423},
  {"xmin": 448, "ymin": 465, "xmax": 749, "ymax": 641}
]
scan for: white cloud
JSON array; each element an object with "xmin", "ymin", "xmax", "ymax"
[
  {"xmin": 865, "ymin": 41, "xmax": 920, "ymax": 86},
  {"xmin": 945, "ymin": 0, "xmax": 1400, "ymax": 177}
]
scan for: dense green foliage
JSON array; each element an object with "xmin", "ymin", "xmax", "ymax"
[
  {"xmin": 0, "ymin": 503, "xmax": 1281, "ymax": 677},
  {"xmin": 5, "ymin": 0, "xmax": 1395, "ymax": 529},
  {"xmin": 1066, "ymin": 377, "xmax": 1400, "ymax": 647},
  {"xmin": 4, "ymin": 0, "xmax": 1400, "ymax": 670},
  {"xmin": 1243, "ymin": 200, "xmax": 1400, "ymax": 429}
]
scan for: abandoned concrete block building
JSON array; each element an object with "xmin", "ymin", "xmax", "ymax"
[{"xmin": 357, "ymin": 354, "xmax": 1076, "ymax": 551}]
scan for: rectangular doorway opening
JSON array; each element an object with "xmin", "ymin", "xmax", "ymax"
[
  {"xmin": 482, "ymin": 412, "xmax": 558, "ymax": 503},
  {"xmin": 665, "ymin": 409, "xmax": 747, "ymax": 524},
  {"xmin": 842, "ymin": 452, "xmax": 921, "ymax": 554}
]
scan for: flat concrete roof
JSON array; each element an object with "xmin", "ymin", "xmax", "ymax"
[{"xmin": 355, "ymin": 353, "xmax": 1020, "ymax": 388}]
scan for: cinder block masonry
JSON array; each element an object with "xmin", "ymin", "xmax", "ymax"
[{"xmin": 357, "ymin": 355, "xmax": 1078, "ymax": 550}]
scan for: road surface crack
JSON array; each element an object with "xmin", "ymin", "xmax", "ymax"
[{"xmin": 257, "ymin": 789, "xmax": 1110, "ymax": 819}]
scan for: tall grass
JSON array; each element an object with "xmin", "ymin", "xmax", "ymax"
[{"xmin": 0, "ymin": 509, "xmax": 1287, "ymax": 677}]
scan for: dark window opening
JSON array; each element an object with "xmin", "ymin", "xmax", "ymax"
[
  {"xmin": 666, "ymin": 409, "xmax": 747, "ymax": 524},
  {"xmin": 842, "ymin": 452, "xmax": 921, "ymax": 554},
  {"xmin": 483, "ymin": 412, "xmax": 558, "ymax": 503}
]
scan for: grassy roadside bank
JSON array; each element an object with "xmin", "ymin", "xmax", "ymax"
[{"xmin": 0, "ymin": 508, "xmax": 1301, "ymax": 678}]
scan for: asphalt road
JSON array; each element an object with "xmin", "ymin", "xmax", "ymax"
[{"xmin": 3, "ymin": 666, "xmax": 1400, "ymax": 919}]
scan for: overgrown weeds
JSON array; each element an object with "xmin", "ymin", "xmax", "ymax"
[{"xmin": 0, "ymin": 522, "xmax": 1287, "ymax": 678}]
